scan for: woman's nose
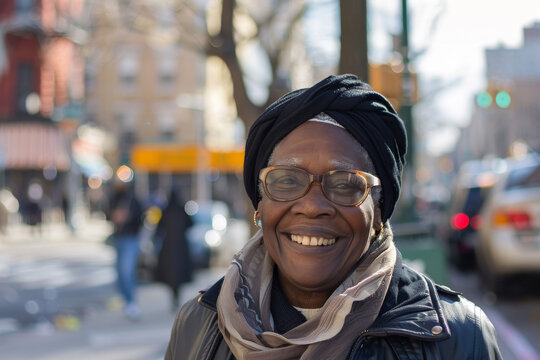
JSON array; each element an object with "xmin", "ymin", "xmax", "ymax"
[{"xmin": 290, "ymin": 183, "xmax": 336, "ymax": 217}]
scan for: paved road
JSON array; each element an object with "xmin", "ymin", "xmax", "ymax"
[
  {"xmin": 0, "ymin": 219, "xmax": 116, "ymax": 330},
  {"xmin": 0, "ymin": 220, "xmax": 226, "ymax": 359},
  {"xmin": 0, "ymin": 273, "xmax": 224, "ymax": 360},
  {"xmin": 449, "ymin": 268, "xmax": 540, "ymax": 360},
  {"xmin": 0, "ymin": 240, "xmax": 117, "ymax": 329}
]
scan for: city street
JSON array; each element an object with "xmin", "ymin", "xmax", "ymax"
[
  {"xmin": 0, "ymin": 218, "xmax": 539, "ymax": 359},
  {"xmin": 0, "ymin": 218, "xmax": 225, "ymax": 360},
  {"xmin": 449, "ymin": 268, "xmax": 540, "ymax": 360}
]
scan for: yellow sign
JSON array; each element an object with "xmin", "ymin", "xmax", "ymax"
[
  {"xmin": 210, "ymin": 150, "xmax": 245, "ymax": 173},
  {"xmin": 131, "ymin": 144, "xmax": 244, "ymax": 173}
]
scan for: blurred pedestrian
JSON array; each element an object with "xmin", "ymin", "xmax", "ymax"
[
  {"xmin": 61, "ymin": 191, "xmax": 74, "ymax": 233},
  {"xmin": 108, "ymin": 180, "xmax": 143, "ymax": 320},
  {"xmin": 24, "ymin": 198, "xmax": 42, "ymax": 235},
  {"xmin": 0, "ymin": 197, "xmax": 7, "ymax": 234},
  {"xmin": 153, "ymin": 188, "xmax": 193, "ymax": 311}
]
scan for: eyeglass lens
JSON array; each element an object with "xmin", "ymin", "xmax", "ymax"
[{"xmin": 264, "ymin": 168, "xmax": 368, "ymax": 205}]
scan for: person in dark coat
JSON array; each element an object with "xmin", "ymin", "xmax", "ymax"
[{"xmin": 154, "ymin": 188, "xmax": 194, "ymax": 310}]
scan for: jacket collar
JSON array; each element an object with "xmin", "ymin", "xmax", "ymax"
[
  {"xmin": 369, "ymin": 251, "xmax": 452, "ymax": 340},
  {"xmin": 199, "ymin": 250, "xmax": 452, "ymax": 341}
]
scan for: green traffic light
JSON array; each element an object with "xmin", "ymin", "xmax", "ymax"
[
  {"xmin": 495, "ymin": 91, "xmax": 511, "ymax": 108},
  {"xmin": 476, "ymin": 92, "xmax": 492, "ymax": 108}
]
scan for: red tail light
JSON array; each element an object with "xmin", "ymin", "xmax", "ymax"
[
  {"xmin": 470, "ymin": 215, "xmax": 483, "ymax": 230},
  {"xmin": 452, "ymin": 213, "xmax": 469, "ymax": 230},
  {"xmin": 492, "ymin": 210, "xmax": 532, "ymax": 229}
]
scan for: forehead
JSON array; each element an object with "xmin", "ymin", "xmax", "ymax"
[{"xmin": 269, "ymin": 121, "xmax": 371, "ymax": 170}]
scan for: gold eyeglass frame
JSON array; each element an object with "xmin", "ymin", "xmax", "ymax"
[{"xmin": 258, "ymin": 165, "xmax": 381, "ymax": 207}]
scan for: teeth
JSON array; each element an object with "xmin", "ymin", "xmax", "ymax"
[{"xmin": 290, "ymin": 234, "xmax": 336, "ymax": 246}]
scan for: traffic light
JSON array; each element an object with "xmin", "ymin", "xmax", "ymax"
[
  {"xmin": 476, "ymin": 89, "xmax": 511, "ymax": 109},
  {"xmin": 476, "ymin": 92, "xmax": 492, "ymax": 108},
  {"xmin": 495, "ymin": 91, "xmax": 511, "ymax": 109}
]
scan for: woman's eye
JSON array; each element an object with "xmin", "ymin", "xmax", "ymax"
[
  {"xmin": 332, "ymin": 182, "xmax": 354, "ymax": 190},
  {"xmin": 276, "ymin": 176, "xmax": 299, "ymax": 185}
]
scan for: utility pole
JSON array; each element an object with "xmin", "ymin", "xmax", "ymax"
[
  {"xmin": 396, "ymin": 0, "xmax": 417, "ymax": 222},
  {"xmin": 339, "ymin": 0, "xmax": 369, "ymax": 82},
  {"xmin": 400, "ymin": 0, "xmax": 414, "ymax": 171}
]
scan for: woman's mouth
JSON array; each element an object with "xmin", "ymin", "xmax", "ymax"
[{"xmin": 290, "ymin": 234, "xmax": 336, "ymax": 246}]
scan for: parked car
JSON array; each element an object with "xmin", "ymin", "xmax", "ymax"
[
  {"xmin": 185, "ymin": 200, "xmax": 249, "ymax": 269},
  {"xmin": 476, "ymin": 153, "xmax": 540, "ymax": 294},
  {"xmin": 442, "ymin": 158, "xmax": 504, "ymax": 270}
]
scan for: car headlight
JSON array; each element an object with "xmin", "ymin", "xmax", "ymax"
[
  {"xmin": 205, "ymin": 230, "xmax": 222, "ymax": 247},
  {"xmin": 212, "ymin": 214, "xmax": 227, "ymax": 231}
]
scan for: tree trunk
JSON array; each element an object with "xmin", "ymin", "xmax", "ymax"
[{"xmin": 206, "ymin": 0, "xmax": 264, "ymax": 129}]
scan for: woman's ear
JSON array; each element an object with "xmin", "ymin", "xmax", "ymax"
[
  {"xmin": 372, "ymin": 204, "xmax": 384, "ymax": 238},
  {"xmin": 254, "ymin": 203, "xmax": 262, "ymax": 228},
  {"xmin": 374, "ymin": 202, "xmax": 382, "ymax": 226}
]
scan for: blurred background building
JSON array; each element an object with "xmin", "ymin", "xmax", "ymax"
[
  {"xmin": 82, "ymin": 1, "xmax": 207, "ymax": 206},
  {"xmin": 0, "ymin": 0, "xmax": 85, "ymax": 226},
  {"xmin": 460, "ymin": 22, "xmax": 540, "ymax": 162},
  {"xmin": 0, "ymin": 0, "xmax": 538, "ymax": 236}
]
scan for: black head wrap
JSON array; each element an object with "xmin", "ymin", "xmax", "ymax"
[{"xmin": 243, "ymin": 74, "xmax": 407, "ymax": 223}]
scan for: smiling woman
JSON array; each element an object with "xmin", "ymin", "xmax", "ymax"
[{"xmin": 164, "ymin": 75, "xmax": 502, "ymax": 360}]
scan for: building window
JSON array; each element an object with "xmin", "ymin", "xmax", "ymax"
[
  {"xmin": 85, "ymin": 61, "xmax": 97, "ymax": 94},
  {"xmin": 119, "ymin": 72, "xmax": 136, "ymax": 91},
  {"xmin": 16, "ymin": 63, "xmax": 34, "ymax": 114},
  {"xmin": 16, "ymin": 0, "xmax": 35, "ymax": 14},
  {"xmin": 114, "ymin": 102, "xmax": 140, "ymax": 133},
  {"xmin": 158, "ymin": 69, "xmax": 175, "ymax": 90},
  {"xmin": 155, "ymin": 55, "xmax": 177, "ymax": 93},
  {"xmin": 155, "ymin": 102, "xmax": 177, "ymax": 139},
  {"xmin": 116, "ymin": 47, "xmax": 140, "ymax": 93}
]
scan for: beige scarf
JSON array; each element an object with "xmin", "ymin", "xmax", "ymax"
[{"xmin": 217, "ymin": 229, "xmax": 396, "ymax": 360}]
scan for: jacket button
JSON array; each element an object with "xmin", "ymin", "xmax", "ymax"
[{"xmin": 431, "ymin": 325, "xmax": 443, "ymax": 335}]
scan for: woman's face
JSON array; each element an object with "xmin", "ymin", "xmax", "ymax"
[{"xmin": 258, "ymin": 121, "xmax": 381, "ymax": 308}]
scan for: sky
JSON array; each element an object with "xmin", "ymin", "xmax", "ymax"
[{"xmin": 305, "ymin": 0, "xmax": 540, "ymax": 155}]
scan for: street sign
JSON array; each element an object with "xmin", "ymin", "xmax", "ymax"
[{"xmin": 131, "ymin": 144, "xmax": 244, "ymax": 173}]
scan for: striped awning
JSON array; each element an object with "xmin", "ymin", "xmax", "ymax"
[{"xmin": 0, "ymin": 123, "xmax": 70, "ymax": 171}]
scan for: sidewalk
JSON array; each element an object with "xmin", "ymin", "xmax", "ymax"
[
  {"xmin": 0, "ymin": 214, "xmax": 112, "ymax": 245},
  {"xmin": 0, "ymin": 215, "xmax": 227, "ymax": 359},
  {"xmin": 0, "ymin": 268, "xmax": 226, "ymax": 360}
]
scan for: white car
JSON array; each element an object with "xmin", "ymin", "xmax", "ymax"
[{"xmin": 476, "ymin": 153, "xmax": 540, "ymax": 294}]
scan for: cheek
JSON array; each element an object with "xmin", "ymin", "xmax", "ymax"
[
  {"xmin": 348, "ymin": 204, "xmax": 376, "ymax": 251},
  {"xmin": 258, "ymin": 198, "xmax": 288, "ymax": 225},
  {"xmin": 258, "ymin": 199, "xmax": 286, "ymax": 252}
]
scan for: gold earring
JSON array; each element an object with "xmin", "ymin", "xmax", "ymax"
[
  {"xmin": 253, "ymin": 211, "xmax": 262, "ymax": 228},
  {"xmin": 375, "ymin": 222, "xmax": 384, "ymax": 237}
]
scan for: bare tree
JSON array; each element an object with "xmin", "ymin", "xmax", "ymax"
[{"xmin": 88, "ymin": 0, "xmax": 308, "ymax": 129}]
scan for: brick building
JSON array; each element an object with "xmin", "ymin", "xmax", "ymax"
[{"xmin": 0, "ymin": 0, "xmax": 84, "ymax": 221}]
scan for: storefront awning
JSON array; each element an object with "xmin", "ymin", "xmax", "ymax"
[{"xmin": 0, "ymin": 123, "xmax": 70, "ymax": 171}]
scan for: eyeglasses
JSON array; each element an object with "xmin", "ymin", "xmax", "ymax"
[{"xmin": 259, "ymin": 166, "xmax": 381, "ymax": 207}]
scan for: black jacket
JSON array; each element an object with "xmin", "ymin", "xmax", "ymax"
[{"xmin": 165, "ymin": 253, "xmax": 501, "ymax": 359}]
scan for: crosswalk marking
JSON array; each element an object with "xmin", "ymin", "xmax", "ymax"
[
  {"xmin": 0, "ymin": 257, "xmax": 115, "ymax": 290},
  {"xmin": 0, "ymin": 318, "xmax": 19, "ymax": 335}
]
